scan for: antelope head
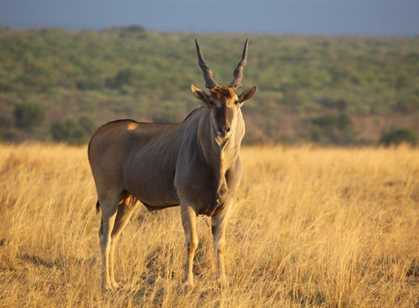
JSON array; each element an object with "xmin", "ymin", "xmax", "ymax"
[{"xmin": 191, "ymin": 40, "xmax": 257, "ymax": 139}]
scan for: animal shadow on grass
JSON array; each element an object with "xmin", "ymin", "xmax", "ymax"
[
  {"xmin": 18, "ymin": 253, "xmax": 97, "ymax": 270},
  {"xmin": 0, "ymin": 238, "xmax": 7, "ymax": 247},
  {"xmin": 18, "ymin": 253, "xmax": 65, "ymax": 269},
  {"xmin": 130, "ymin": 243, "xmax": 220, "ymax": 305},
  {"xmin": 406, "ymin": 259, "xmax": 419, "ymax": 282},
  {"xmin": 130, "ymin": 246, "xmax": 174, "ymax": 304},
  {"xmin": 287, "ymin": 288, "xmax": 327, "ymax": 307}
]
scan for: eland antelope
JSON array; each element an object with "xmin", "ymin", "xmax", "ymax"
[{"xmin": 88, "ymin": 39, "xmax": 256, "ymax": 290}]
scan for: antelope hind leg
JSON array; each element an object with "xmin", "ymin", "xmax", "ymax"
[
  {"xmin": 109, "ymin": 196, "xmax": 137, "ymax": 289},
  {"xmin": 98, "ymin": 198, "xmax": 118, "ymax": 291}
]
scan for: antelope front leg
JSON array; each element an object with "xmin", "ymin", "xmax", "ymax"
[
  {"xmin": 211, "ymin": 206, "xmax": 230, "ymax": 286},
  {"xmin": 180, "ymin": 204, "xmax": 198, "ymax": 288}
]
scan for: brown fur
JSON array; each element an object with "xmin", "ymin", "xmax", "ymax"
[{"xmin": 88, "ymin": 41, "xmax": 256, "ymax": 290}]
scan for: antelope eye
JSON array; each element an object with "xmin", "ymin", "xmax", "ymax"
[{"xmin": 234, "ymin": 99, "xmax": 240, "ymax": 105}]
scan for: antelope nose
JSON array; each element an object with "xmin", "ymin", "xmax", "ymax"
[{"xmin": 218, "ymin": 126, "xmax": 230, "ymax": 136}]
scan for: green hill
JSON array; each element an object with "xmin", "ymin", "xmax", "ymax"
[{"xmin": 1, "ymin": 27, "xmax": 418, "ymax": 144}]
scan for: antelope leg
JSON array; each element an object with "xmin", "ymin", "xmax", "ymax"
[
  {"xmin": 180, "ymin": 204, "xmax": 198, "ymax": 287},
  {"xmin": 99, "ymin": 200, "xmax": 118, "ymax": 290},
  {"xmin": 109, "ymin": 197, "xmax": 137, "ymax": 288},
  {"xmin": 211, "ymin": 205, "xmax": 230, "ymax": 286}
]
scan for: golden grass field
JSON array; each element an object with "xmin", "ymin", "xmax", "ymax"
[{"xmin": 0, "ymin": 144, "xmax": 418, "ymax": 307}]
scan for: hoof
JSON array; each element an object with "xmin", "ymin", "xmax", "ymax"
[
  {"xmin": 102, "ymin": 284, "xmax": 115, "ymax": 292},
  {"xmin": 111, "ymin": 281, "xmax": 121, "ymax": 290},
  {"xmin": 102, "ymin": 281, "xmax": 120, "ymax": 292},
  {"xmin": 216, "ymin": 277, "xmax": 227, "ymax": 289},
  {"xmin": 182, "ymin": 281, "xmax": 195, "ymax": 292}
]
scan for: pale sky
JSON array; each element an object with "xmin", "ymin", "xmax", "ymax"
[{"xmin": 1, "ymin": 0, "xmax": 419, "ymax": 35}]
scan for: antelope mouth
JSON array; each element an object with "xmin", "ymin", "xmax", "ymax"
[
  {"xmin": 215, "ymin": 133, "xmax": 231, "ymax": 147},
  {"xmin": 216, "ymin": 129, "xmax": 232, "ymax": 138}
]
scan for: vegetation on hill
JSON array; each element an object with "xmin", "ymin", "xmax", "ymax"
[{"xmin": 0, "ymin": 27, "xmax": 418, "ymax": 144}]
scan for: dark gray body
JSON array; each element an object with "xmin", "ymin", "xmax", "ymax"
[{"xmin": 88, "ymin": 106, "xmax": 244, "ymax": 216}]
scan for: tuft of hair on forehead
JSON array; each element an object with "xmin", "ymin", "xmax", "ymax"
[{"xmin": 210, "ymin": 86, "xmax": 236, "ymax": 99}]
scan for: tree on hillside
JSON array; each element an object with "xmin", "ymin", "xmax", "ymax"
[
  {"xmin": 14, "ymin": 102, "xmax": 45, "ymax": 132},
  {"xmin": 50, "ymin": 116, "xmax": 95, "ymax": 144},
  {"xmin": 380, "ymin": 128, "xmax": 417, "ymax": 146}
]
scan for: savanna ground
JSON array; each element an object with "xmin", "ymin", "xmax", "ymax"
[{"xmin": 0, "ymin": 144, "xmax": 418, "ymax": 307}]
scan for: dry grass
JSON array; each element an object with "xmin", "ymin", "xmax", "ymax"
[{"xmin": 0, "ymin": 143, "xmax": 418, "ymax": 307}]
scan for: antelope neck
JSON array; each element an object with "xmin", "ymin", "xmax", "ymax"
[{"xmin": 197, "ymin": 109, "xmax": 240, "ymax": 171}]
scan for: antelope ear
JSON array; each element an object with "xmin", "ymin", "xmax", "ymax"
[
  {"xmin": 191, "ymin": 84, "xmax": 212, "ymax": 106},
  {"xmin": 239, "ymin": 86, "xmax": 257, "ymax": 104}
]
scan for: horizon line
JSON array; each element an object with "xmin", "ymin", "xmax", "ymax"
[{"xmin": 1, "ymin": 24, "xmax": 418, "ymax": 39}]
